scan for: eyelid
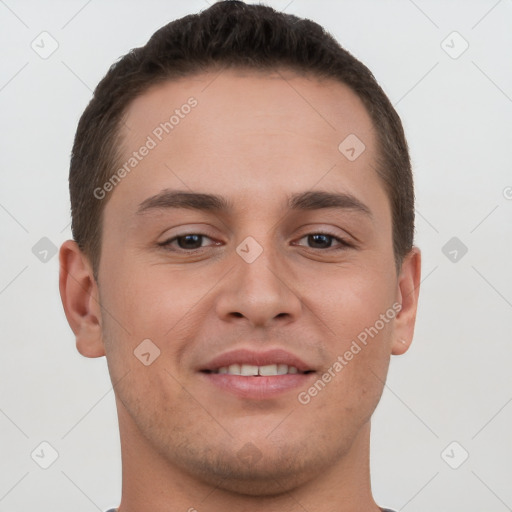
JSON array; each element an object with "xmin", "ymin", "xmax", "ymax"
[
  {"xmin": 158, "ymin": 232, "xmax": 218, "ymax": 251},
  {"xmin": 294, "ymin": 223, "xmax": 355, "ymax": 244},
  {"xmin": 293, "ymin": 231, "xmax": 354, "ymax": 249}
]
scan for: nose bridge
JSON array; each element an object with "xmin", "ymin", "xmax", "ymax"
[
  {"xmin": 237, "ymin": 234, "xmax": 285, "ymax": 292},
  {"xmin": 216, "ymin": 230, "xmax": 302, "ymax": 327}
]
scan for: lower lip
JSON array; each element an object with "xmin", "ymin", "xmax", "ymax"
[{"xmin": 200, "ymin": 372, "xmax": 316, "ymax": 399}]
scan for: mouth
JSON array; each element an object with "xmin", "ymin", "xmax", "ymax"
[
  {"xmin": 202, "ymin": 363, "xmax": 314, "ymax": 376},
  {"xmin": 198, "ymin": 349, "xmax": 317, "ymax": 399}
]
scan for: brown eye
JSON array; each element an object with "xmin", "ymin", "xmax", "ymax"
[
  {"xmin": 175, "ymin": 234, "xmax": 205, "ymax": 250},
  {"xmin": 159, "ymin": 234, "xmax": 217, "ymax": 252},
  {"xmin": 295, "ymin": 232, "xmax": 352, "ymax": 250}
]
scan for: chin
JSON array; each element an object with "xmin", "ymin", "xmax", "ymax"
[{"xmin": 172, "ymin": 437, "xmax": 342, "ymax": 497}]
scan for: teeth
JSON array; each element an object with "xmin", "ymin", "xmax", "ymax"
[
  {"xmin": 259, "ymin": 364, "xmax": 277, "ymax": 376},
  {"xmin": 277, "ymin": 364, "xmax": 288, "ymax": 375},
  {"xmin": 227, "ymin": 364, "xmax": 241, "ymax": 375},
  {"xmin": 240, "ymin": 364, "xmax": 259, "ymax": 376},
  {"xmin": 215, "ymin": 364, "xmax": 301, "ymax": 376}
]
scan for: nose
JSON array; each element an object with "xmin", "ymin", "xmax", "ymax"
[{"xmin": 214, "ymin": 240, "xmax": 303, "ymax": 328}]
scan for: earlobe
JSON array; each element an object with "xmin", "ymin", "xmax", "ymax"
[
  {"xmin": 59, "ymin": 240, "xmax": 105, "ymax": 358},
  {"xmin": 391, "ymin": 246, "xmax": 421, "ymax": 356}
]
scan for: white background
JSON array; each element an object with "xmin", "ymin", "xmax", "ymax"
[{"xmin": 1, "ymin": 1, "xmax": 511, "ymax": 511}]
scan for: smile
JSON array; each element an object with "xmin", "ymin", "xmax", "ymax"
[{"xmin": 204, "ymin": 363, "xmax": 312, "ymax": 376}]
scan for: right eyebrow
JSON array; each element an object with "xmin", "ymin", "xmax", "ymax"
[{"xmin": 136, "ymin": 190, "xmax": 233, "ymax": 215}]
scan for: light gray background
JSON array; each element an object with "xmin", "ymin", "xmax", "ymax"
[{"xmin": 1, "ymin": 0, "xmax": 511, "ymax": 510}]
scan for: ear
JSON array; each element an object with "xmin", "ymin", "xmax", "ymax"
[
  {"xmin": 59, "ymin": 240, "xmax": 105, "ymax": 358},
  {"xmin": 391, "ymin": 246, "xmax": 421, "ymax": 355}
]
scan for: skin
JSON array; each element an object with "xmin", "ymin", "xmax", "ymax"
[{"xmin": 59, "ymin": 69, "xmax": 421, "ymax": 512}]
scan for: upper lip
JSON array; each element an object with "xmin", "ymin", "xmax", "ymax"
[{"xmin": 200, "ymin": 348, "xmax": 314, "ymax": 373}]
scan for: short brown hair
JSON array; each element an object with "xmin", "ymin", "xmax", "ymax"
[{"xmin": 69, "ymin": 0, "xmax": 414, "ymax": 277}]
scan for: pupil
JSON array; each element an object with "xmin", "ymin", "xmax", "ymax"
[
  {"xmin": 179, "ymin": 235, "xmax": 202, "ymax": 249},
  {"xmin": 309, "ymin": 234, "xmax": 330, "ymax": 248}
]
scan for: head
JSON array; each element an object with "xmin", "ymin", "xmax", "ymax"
[
  {"xmin": 60, "ymin": 0, "xmax": 420, "ymax": 497},
  {"xmin": 69, "ymin": 1, "xmax": 414, "ymax": 278}
]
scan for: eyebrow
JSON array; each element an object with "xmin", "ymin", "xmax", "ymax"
[{"xmin": 136, "ymin": 189, "xmax": 372, "ymax": 218}]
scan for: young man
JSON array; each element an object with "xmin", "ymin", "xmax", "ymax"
[{"xmin": 59, "ymin": 2, "xmax": 421, "ymax": 511}]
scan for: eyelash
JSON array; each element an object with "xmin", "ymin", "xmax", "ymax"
[{"xmin": 158, "ymin": 232, "xmax": 353, "ymax": 253}]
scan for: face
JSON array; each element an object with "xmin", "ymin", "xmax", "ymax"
[{"xmin": 94, "ymin": 69, "xmax": 411, "ymax": 493}]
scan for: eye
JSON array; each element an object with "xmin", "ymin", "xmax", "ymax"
[
  {"xmin": 159, "ymin": 233, "xmax": 218, "ymax": 251},
  {"xmin": 294, "ymin": 232, "xmax": 352, "ymax": 250},
  {"xmin": 158, "ymin": 231, "xmax": 353, "ymax": 253}
]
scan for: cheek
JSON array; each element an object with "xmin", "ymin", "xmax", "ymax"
[
  {"xmin": 313, "ymin": 265, "xmax": 397, "ymax": 339},
  {"xmin": 99, "ymin": 257, "xmax": 218, "ymax": 397},
  {"xmin": 99, "ymin": 252, "xmax": 210, "ymax": 339},
  {"xmin": 297, "ymin": 322, "xmax": 392, "ymax": 432},
  {"xmin": 298, "ymin": 269, "xmax": 395, "ymax": 414}
]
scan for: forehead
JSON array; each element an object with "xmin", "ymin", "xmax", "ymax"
[
  {"xmin": 104, "ymin": 69, "xmax": 385, "ymax": 224},
  {"xmin": 122, "ymin": 69, "xmax": 376, "ymax": 157}
]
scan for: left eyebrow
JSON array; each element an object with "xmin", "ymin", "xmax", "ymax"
[
  {"xmin": 135, "ymin": 189, "xmax": 372, "ymax": 218},
  {"xmin": 288, "ymin": 190, "xmax": 372, "ymax": 218}
]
